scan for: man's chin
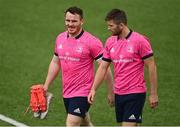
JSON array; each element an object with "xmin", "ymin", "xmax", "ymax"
[
  {"xmin": 68, "ymin": 31, "xmax": 76, "ymax": 35},
  {"xmin": 68, "ymin": 31, "xmax": 74, "ymax": 34},
  {"xmin": 112, "ymin": 33, "xmax": 118, "ymax": 36}
]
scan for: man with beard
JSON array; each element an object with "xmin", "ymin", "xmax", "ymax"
[
  {"xmin": 88, "ymin": 9, "xmax": 158, "ymax": 126},
  {"xmin": 43, "ymin": 6, "xmax": 113, "ymax": 126}
]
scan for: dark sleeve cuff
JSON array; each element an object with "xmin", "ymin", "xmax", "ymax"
[
  {"xmin": 141, "ymin": 53, "xmax": 153, "ymax": 60},
  {"xmin": 102, "ymin": 57, "xmax": 112, "ymax": 62},
  {"xmin": 95, "ymin": 54, "xmax": 103, "ymax": 60},
  {"xmin": 54, "ymin": 52, "xmax": 58, "ymax": 56}
]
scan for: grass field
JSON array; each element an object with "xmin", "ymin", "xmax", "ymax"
[{"xmin": 0, "ymin": 0, "xmax": 180, "ymax": 126}]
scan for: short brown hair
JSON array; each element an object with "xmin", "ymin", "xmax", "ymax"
[
  {"xmin": 105, "ymin": 9, "xmax": 127, "ymax": 25},
  {"xmin": 65, "ymin": 6, "xmax": 83, "ymax": 19}
]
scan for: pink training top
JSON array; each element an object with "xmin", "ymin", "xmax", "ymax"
[
  {"xmin": 54, "ymin": 30, "xmax": 103, "ymax": 98},
  {"xmin": 103, "ymin": 30, "xmax": 153, "ymax": 95}
]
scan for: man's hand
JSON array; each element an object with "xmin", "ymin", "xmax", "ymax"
[
  {"xmin": 149, "ymin": 94, "xmax": 158, "ymax": 108},
  {"xmin": 43, "ymin": 85, "xmax": 48, "ymax": 92},
  {"xmin": 107, "ymin": 92, "xmax": 114, "ymax": 107},
  {"xmin": 88, "ymin": 89, "xmax": 96, "ymax": 105}
]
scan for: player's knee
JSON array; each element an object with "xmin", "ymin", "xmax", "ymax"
[
  {"xmin": 80, "ymin": 122, "xmax": 93, "ymax": 126},
  {"xmin": 80, "ymin": 120, "xmax": 92, "ymax": 126},
  {"xmin": 66, "ymin": 119, "xmax": 81, "ymax": 126}
]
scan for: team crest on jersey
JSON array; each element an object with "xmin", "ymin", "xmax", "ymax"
[
  {"xmin": 76, "ymin": 47, "xmax": 83, "ymax": 53},
  {"xmin": 120, "ymin": 55, "xmax": 123, "ymax": 59},
  {"xmin": 127, "ymin": 45, "xmax": 134, "ymax": 53}
]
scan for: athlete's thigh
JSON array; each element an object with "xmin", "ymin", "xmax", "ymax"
[
  {"xmin": 122, "ymin": 121, "xmax": 137, "ymax": 127},
  {"xmin": 66, "ymin": 113, "xmax": 82, "ymax": 126},
  {"xmin": 81, "ymin": 112, "xmax": 93, "ymax": 126}
]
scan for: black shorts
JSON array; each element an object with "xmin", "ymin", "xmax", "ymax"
[
  {"xmin": 63, "ymin": 97, "xmax": 90, "ymax": 118},
  {"xmin": 115, "ymin": 93, "xmax": 146, "ymax": 123}
]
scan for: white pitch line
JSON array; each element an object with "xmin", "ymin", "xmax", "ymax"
[{"xmin": 0, "ymin": 114, "xmax": 29, "ymax": 127}]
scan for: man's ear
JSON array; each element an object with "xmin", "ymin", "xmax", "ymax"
[
  {"xmin": 119, "ymin": 23, "xmax": 124, "ymax": 28},
  {"xmin": 118, "ymin": 23, "xmax": 125, "ymax": 30}
]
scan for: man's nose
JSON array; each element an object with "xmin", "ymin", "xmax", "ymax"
[{"xmin": 68, "ymin": 21, "xmax": 73, "ymax": 26}]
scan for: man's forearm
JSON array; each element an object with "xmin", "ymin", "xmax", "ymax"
[
  {"xmin": 91, "ymin": 64, "xmax": 108, "ymax": 91},
  {"xmin": 104, "ymin": 67, "xmax": 113, "ymax": 94},
  {"xmin": 44, "ymin": 58, "xmax": 60, "ymax": 90},
  {"xmin": 149, "ymin": 63, "xmax": 158, "ymax": 95}
]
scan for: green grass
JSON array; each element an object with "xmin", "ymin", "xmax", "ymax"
[{"xmin": 0, "ymin": 0, "xmax": 180, "ymax": 126}]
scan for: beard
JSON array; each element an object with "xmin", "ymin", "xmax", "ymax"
[
  {"xmin": 112, "ymin": 31, "xmax": 120, "ymax": 36},
  {"xmin": 112, "ymin": 27, "xmax": 122, "ymax": 36},
  {"xmin": 66, "ymin": 25, "xmax": 81, "ymax": 36}
]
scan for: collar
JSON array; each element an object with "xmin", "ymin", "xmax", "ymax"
[
  {"xmin": 117, "ymin": 29, "xmax": 133, "ymax": 40},
  {"xmin": 67, "ymin": 29, "xmax": 84, "ymax": 39},
  {"xmin": 125, "ymin": 29, "xmax": 133, "ymax": 39}
]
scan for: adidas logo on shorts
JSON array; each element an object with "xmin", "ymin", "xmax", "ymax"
[
  {"xmin": 73, "ymin": 108, "xmax": 81, "ymax": 114},
  {"xmin": 128, "ymin": 114, "xmax": 136, "ymax": 120}
]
